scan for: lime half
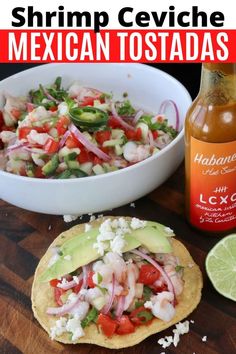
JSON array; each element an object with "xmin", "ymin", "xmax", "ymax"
[{"xmin": 206, "ymin": 234, "xmax": 236, "ymax": 301}]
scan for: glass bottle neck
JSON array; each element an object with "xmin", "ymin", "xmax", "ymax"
[{"xmin": 199, "ymin": 63, "xmax": 236, "ymax": 105}]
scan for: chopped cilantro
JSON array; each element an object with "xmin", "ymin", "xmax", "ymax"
[{"xmin": 117, "ymin": 100, "xmax": 135, "ymax": 116}]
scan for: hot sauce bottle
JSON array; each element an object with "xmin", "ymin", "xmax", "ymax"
[{"xmin": 185, "ymin": 63, "xmax": 236, "ymax": 234}]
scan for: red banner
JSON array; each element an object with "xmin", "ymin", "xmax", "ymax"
[{"xmin": 0, "ymin": 29, "xmax": 235, "ymax": 63}]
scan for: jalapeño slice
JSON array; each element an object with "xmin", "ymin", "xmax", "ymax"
[{"xmin": 69, "ymin": 106, "xmax": 108, "ymax": 129}]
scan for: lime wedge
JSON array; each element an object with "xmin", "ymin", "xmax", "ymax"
[{"xmin": 206, "ymin": 234, "xmax": 236, "ymax": 301}]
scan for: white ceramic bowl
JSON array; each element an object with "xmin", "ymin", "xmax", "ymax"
[{"xmin": 0, "ymin": 63, "xmax": 191, "ymax": 215}]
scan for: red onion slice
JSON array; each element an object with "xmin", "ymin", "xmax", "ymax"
[
  {"xmin": 6, "ymin": 142, "xmax": 28, "ymax": 153},
  {"xmin": 26, "ymin": 102, "xmax": 36, "ymax": 112},
  {"xmin": 133, "ymin": 110, "xmax": 144, "ymax": 125},
  {"xmin": 46, "ymin": 295, "xmax": 80, "ymax": 316},
  {"xmin": 148, "ymin": 130, "xmax": 154, "ymax": 149},
  {"xmin": 69, "ymin": 124, "xmax": 111, "ymax": 161},
  {"xmin": 130, "ymin": 249, "xmax": 175, "ymax": 299},
  {"xmin": 101, "ymin": 273, "xmax": 115, "ymax": 315},
  {"xmin": 111, "ymin": 102, "xmax": 135, "ymax": 131},
  {"xmin": 59, "ymin": 130, "xmax": 71, "ymax": 149},
  {"xmin": 57, "ymin": 274, "xmax": 83, "ymax": 291},
  {"xmin": 115, "ymin": 295, "xmax": 125, "ymax": 319},
  {"xmin": 158, "ymin": 100, "xmax": 180, "ymax": 132}
]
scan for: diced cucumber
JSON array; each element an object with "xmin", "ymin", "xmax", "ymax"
[
  {"xmin": 64, "ymin": 152, "xmax": 78, "ymax": 162},
  {"xmin": 115, "ymin": 144, "xmax": 123, "ymax": 156},
  {"xmin": 42, "ymin": 154, "xmax": 59, "ymax": 176},
  {"xmin": 92, "ymin": 296, "xmax": 106, "ymax": 310},
  {"xmin": 92, "ymin": 164, "xmax": 105, "ymax": 175},
  {"xmin": 70, "ymin": 169, "xmax": 88, "ymax": 178},
  {"xmin": 152, "ymin": 147, "xmax": 160, "ymax": 155},
  {"xmin": 56, "ymin": 170, "xmax": 72, "ymax": 179},
  {"xmin": 93, "ymin": 100, "xmax": 110, "ymax": 111},
  {"xmin": 59, "ymin": 146, "xmax": 71, "ymax": 159},
  {"xmin": 136, "ymin": 122, "xmax": 149, "ymax": 140},
  {"xmin": 80, "ymin": 162, "xmax": 93, "ymax": 175},
  {"xmin": 103, "ymin": 138, "xmax": 123, "ymax": 147},
  {"xmin": 111, "ymin": 129, "xmax": 125, "ymax": 139},
  {"xmin": 102, "ymin": 163, "xmax": 118, "ymax": 173},
  {"xmin": 67, "ymin": 160, "xmax": 80, "ymax": 170}
]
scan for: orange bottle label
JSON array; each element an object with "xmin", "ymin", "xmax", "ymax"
[{"xmin": 190, "ymin": 137, "xmax": 236, "ymax": 231}]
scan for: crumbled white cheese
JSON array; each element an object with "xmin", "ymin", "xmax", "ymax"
[
  {"xmin": 202, "ymin": 335, "xmax": 207, "ymax": 342},
  {"xmin": 158, "ymin": 320, "xmax": 190, "ymax": 349},
  {"xmin": 66, "ymin": 317, "xmax": 84, "ymax": 341},
  {"xmin": 130, "ymin": 217, "xmax": 147, "ymax": 230},
  {"xmin": 50, "ymin": 317, "xmax": 67, "ymax": 340},
  {"xmin": 63, "ymin": 214, "xmax": 79, "ymax": 223},
  {"xmin": 47, "ymin": 253, "xmax": 60, "ymax": 268},
  {"xmin": 93, "ymin": 217, "xmax": 147, "ymax": 256},
  {"xmin": 110, "ymin": 235, "xmax": 127, "ymax": 256},
  {"xmin": 158, "ymin": 336, "xmax": 173, "ymax": 349},
  {"xmin": 85, "ymin": 223, "xmax": 92, "ymax": 232},
  {"xmin": 98, "ymin": 214, "xmax": 104, "ymax": 219},
  {"xmin": 48, "ymin": 224, "xmax": 52, "ymax": 231},
  {"xmin": 164, "ymin": 226, "xmax": 174, "ymax": 234},
  {"xmin": 64, "ymin": 255, "xmax": 72, "ymax": 261},
  {"xmin": 190, "ymin": 320, "xmax": 195, "ymax": 324},
  {"xmin": 130, "ymin": 202, "xmax": 135, "ymax": 208},
  {"xmin": 60, "ymin": 278, "xmax": 69, "ymax": 286},
  {"xmin": 73, "ymin": 275, "xmax": 80, "ymax": 284}
]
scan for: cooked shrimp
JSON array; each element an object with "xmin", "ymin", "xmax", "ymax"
[
  {"xmin": 123, "ymin": 141, "xmax": 151, "ymax": 163},
  {"xmin": 162, "ymin": 254, "xmax": 184, "ymax": 296},
  {"xmin": 144, "ymin": 291, "xmax": 175, "ymax": 322},
  {"xmin": 124, "ymin": 263, "xmax": 139, "ymax": 310},
  {"xmin": 103, "ymin": 252, "xmax": 127, "ymax": 283}
]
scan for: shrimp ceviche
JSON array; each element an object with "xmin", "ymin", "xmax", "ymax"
[
  {"xmin": 31, "ymin": 216, "xmax": 202, "ymax": 348},
  {"xmin": 0, "ymin": 77, "xmax": 179, "ymax": 178}
]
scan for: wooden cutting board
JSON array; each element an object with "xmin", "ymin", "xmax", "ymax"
[{"xmin": 0, "ymin": 164, "xmax": 235, "ymax": 354}]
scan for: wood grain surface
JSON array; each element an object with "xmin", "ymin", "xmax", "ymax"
[{"xmin": 0, "ymin": 164, "xmax": 235, "ymax": 354}]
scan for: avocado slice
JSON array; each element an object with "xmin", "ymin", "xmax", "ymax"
[
  {"xmin": 131, "ymin": 226, "xmax": 172, "ymax": 253},
  {"xmin": 40, "ymin": 230, "xmax": 140, "ymax": 282},
  {"xmin": 40, "ymin": 222, "xmax": 173, "ymax": 282}
]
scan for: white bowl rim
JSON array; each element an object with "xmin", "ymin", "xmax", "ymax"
[{"xmin": 0, "ymin": 63, "xmax": 191, "ymax": 184}]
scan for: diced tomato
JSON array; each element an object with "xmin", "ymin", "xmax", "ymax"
[
  {"xmin": 116, "ymin": 315, "xmax": 135, "ymax": 335},
  {"xmin": 34, "ymin": 166, "xmax": 45, "ymax": 178},
  {"xmin": 151, "ymin": 283, "xmax": 168, "ymax": 294},
  {"xmin": 80, "ymin": 94, "xmax": 105, "ymax": 107},
  {"xmin": 108, "ymin": 116, "xmax": 122, "ymax": 129},
  {"xmin": 98, "ymin": 314, "xmax": 118, "ymax": 337},
  {"xmin": 56, "ymin": 116, "xmax": 70, "ymax": 136},
  {"xmin": 100, "ymin": 146, "xmax": 112, "ymax": 155},
  {"xmin": 44, "ymin": 138, "xmax": 59, "ymax": 154},
  {"xmin": 152, "ymin": 130, "xmax": 158, "ymax": 140},
  {"xmin": 54, "ymin": 287, "xmax": 66, "ymax": 306},
  {"xmin": 1, "ymin": 125, "xmax": 15, "ymax": 132},
  {"xmin": 65, "ymin": 133, "xmax": 84, "ymax": 149},
  {"xmin": 87, "ymin": 271, "xmax": 95, "ymax": 288},
  {"xmin": 10, "ymin": 108, "xmax": 21, "ymax": 120},
  {"xmin": 73, "ymin": 280, "xmax": 83, "ymax": 294},
  {"xmin": 138, "ymin": 264, "xmax": 160, "ymax": 285},
  {"xmin": 95, "ymin": 130, "xmax": 111, "ymax": 145},
  {"xmin": 125, "ymin": 127, "xmax": 142, "ymax": 141},
  {"xmin": 93, "ymin": 156, "xmax": 103, "ymax": 165},
  {"xmin": 129, "ymin": 306, "xmax": 153, "ymax": 326},
  {"xmin": 77, "ymin": 149, "xmax": 94, "ymax": 164},
  {"xmin": 50, "ymin": 279, "xmax": 61, "ymax": 287},
  {"xmin": 18, "ymin": 126, "xmax": 48, "ymax": 140},
  {"xmin": 49, "ymin": 105, "xmax": 58, "ymax": 112}
]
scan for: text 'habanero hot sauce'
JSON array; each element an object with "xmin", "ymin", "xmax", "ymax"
[{"xmin": 185, "ymin": 63, "xmax": 236, "ymax": 234}]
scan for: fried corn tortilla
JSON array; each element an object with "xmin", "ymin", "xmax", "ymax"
[{"xmin": 32, "ymin": 217, "xmax": 203, "ymax": 349}]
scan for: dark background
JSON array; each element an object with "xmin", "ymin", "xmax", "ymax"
[{"xmin": 0, "ymin": 63, "xmax": 202, "ymax": 99}]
